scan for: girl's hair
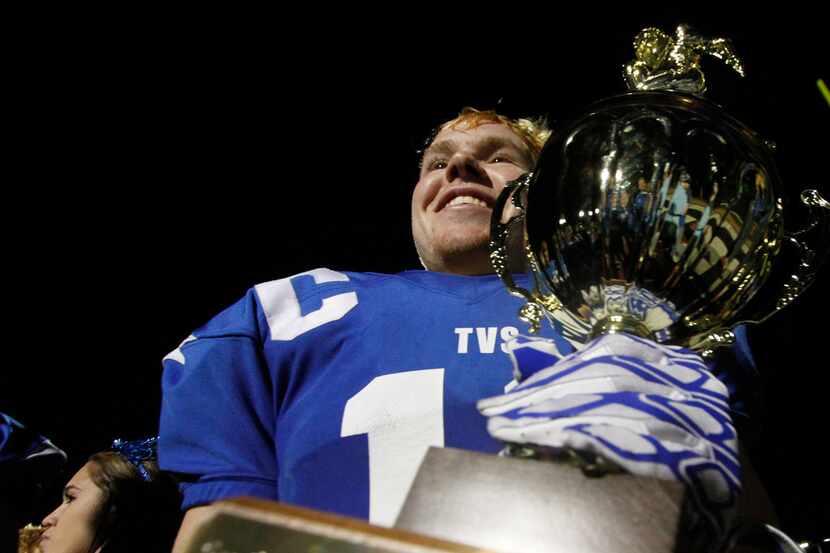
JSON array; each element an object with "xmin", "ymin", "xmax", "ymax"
[{"xmin": 86, "ymin": 450, "xmax": 182, "ymax": 553}]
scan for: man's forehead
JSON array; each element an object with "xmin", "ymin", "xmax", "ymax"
[{"xmin": 428, "ymin": 122, "xmax": 524, "ymax": 149}]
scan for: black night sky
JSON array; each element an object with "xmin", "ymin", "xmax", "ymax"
[{"xmin": 5, "ymin": 10, "xmax": 828, "ymax": 541}]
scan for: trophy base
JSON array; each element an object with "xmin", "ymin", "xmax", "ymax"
[
  {"xmin": 395, "ymin": 446, "xmax": 695, "ymax": 553},
  {"xmin": 590, "ymin": 314, "xmax": 654, "ymax": 340}
]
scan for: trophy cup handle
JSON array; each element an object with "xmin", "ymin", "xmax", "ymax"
[
  {"xmin": 694, "ymin": 189, "xmax": 830, "ymax": 353},
  {"xmin": 742, "ymin": 189, "xmax": 829, "ymax": 322},
  {"xmin": 489, "ymin": 174, "xmax": 546, "ymax": 333}
]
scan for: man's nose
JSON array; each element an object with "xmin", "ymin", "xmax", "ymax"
[{"xmin": 446, "ymin": 153, "xmax": 488, "ymax": 184}]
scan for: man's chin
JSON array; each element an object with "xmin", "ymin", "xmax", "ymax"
[
  {"xmin": 438, "ymin": 234, "xmax": 490, "ymax": 257},
  {"xmin": 424, "ymin": 241, "xmax": 493, "ymax": 274}
]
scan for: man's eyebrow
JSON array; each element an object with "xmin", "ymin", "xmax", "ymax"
[
  {"xmin": 423, "ymin": 139, "xmax": 459, "ymax": 158},
  {"xmin": 424, "ymin": 136, "xmax": 531, "ymax": 164},
  {"xmin": 476, "ymin": 136, "xmax": 531, "ymax": 161}
]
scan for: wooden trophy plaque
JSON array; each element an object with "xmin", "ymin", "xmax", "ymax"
[{"xmin": 178, "ymin": 446, "xmax": 776, "ymax": 552}]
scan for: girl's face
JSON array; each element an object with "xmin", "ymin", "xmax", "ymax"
[{"xmin": 39, "ymin": 462, "xmax": 104, "ymax": 553}]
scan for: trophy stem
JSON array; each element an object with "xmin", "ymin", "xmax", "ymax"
[{"xmin": 590, "ymin": 315, "xmax": 654, "ymax": 340}]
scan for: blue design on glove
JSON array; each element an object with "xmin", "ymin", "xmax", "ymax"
[{"xmin": 478, "ymin": 333, "xmax": 741, "ymax": 533}]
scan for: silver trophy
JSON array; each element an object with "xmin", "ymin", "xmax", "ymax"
[{"xmin": 490, "ymin": 25, "xmax": 829, "ymax": 353}]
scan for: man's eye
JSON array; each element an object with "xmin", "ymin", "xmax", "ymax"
[
  {"xmin": 429, "ymin": 159, "xmax": 448, "ymax": 170},
  {"xmin": 491, "ymin": 156, "xmax": 513, "ymax": 164}
]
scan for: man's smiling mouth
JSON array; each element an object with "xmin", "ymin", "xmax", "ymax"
[{"xmin": 445, "ymin": 195, "xmax": 490, "ymax": 209}]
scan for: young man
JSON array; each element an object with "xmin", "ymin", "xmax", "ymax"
[
  {"xmin": 159, "ymin": 108, "xmax": 563, "ymax": 538},
  {"xmin": 160, "ymin": 108, "xmax": 753, "ymax": 546}
]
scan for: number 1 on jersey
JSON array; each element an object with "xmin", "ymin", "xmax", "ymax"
[{"xmin": 341, "ymin": 369, "xmax": 445, "ymax": 526}]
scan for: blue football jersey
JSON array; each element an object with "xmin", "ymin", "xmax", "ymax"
[{"xmin": 158, "ymin": 268, "xmax": 751, "ymax": 526}]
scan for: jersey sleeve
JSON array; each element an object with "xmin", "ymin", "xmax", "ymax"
[{"xmin": 158, "ymin": 288, "xmax": 278, "ymax": 509}]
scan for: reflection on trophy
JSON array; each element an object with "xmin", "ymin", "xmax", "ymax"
[{"xmin": 491, "ymin": 24, "xmax": 829, "ymax": 353}]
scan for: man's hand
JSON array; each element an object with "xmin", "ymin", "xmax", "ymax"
[{"xmin": 477, "ymin": 333, "xmax": 741, "ymax": 533}]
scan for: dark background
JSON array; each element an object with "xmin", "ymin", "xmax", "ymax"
[{"xmin": 4, "ymin": 10, "xmax": 827, "ymax": 540}]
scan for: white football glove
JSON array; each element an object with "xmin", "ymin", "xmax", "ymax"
[{"xmin": 477, "ymin": 332, "xmax": 741, "ymax": 533}]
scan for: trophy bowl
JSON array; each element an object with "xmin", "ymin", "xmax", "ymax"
[{"xmin": 490, "ymin": 27, "xmax": 829, "ymax": 352}]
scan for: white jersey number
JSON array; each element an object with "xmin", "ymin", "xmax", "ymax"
[
  {"xmin": 341, "ymin": 369, "xmax": 445, "ymax": 526},
  {"xmin": 256, "ymin": 268, "xmax": 358, "ymax": 341}
]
